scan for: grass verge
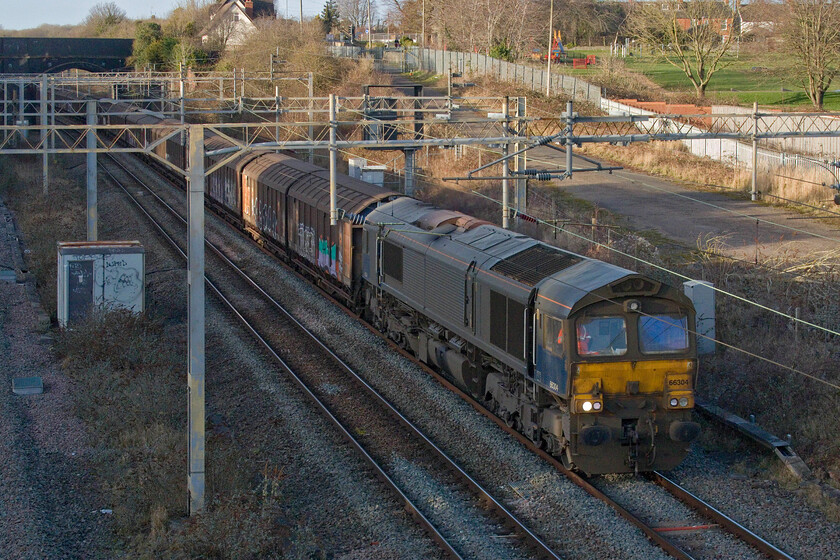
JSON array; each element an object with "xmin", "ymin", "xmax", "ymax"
[{"xmin": 0, "ymin": 155, "xmax": 294, "ymax": 556}]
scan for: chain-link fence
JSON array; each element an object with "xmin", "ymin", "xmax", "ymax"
[
  {"xmin": 327, "ymin": 45, "xmax": 602, "ymax": 105},
  {"xmin": 404, "ymin": 48, "xmax": 602, "ymax": 106}
]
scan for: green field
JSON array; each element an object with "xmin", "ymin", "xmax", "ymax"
[
  {"xmin": 623, "ymin": 51, "xmax": 840, "ymax": 110},
  {"xmin": 547, "ymin": 46, "xmax": 840, "ymax": 110}
]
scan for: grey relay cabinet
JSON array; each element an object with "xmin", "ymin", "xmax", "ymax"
[{"xmin": 57, "ymin": 241, "xmax": 145, "ymax": 327}]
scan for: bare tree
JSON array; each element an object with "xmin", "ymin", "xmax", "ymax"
[
  {"xmin": 625, "ymin": 0, "xmax": 737, "ymax": 99},
  {"xmin": 383, "ymin": 0, "xmax": 616, "ymax": 55},
  {"xmin": 782, "ymin": 0, "xmax": 840, "ymax": 109},
  {"xmin": 204, "ymin": 14, "xmax": 240, "ymax": 50},
  {"xmin": 339, "ymin": 0, "xmax": 376, "ymax": 29},
  {"xmin": 166, "ymin": 0, "xmax": 214, "ymax": 42},
  {"xmin": 85, "ymin": 2, "xmax": 127, "ymax": 35}
]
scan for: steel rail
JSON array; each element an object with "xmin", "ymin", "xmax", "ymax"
[
  {"xmin": 100, "ymin": 153, "xmax": 564, "ymax": 560},
  {"xmin": 650, "ymin": 472, "xmax": 796, "ymax": 560},
  {"xmin": 374, "ymin": 339, "xmax": 696, "ymax": 560},
  {"xmin": 387, "ymin": 335, "xmax": 799, "ymax": 560},
  {"xmin": 101, "ymin": 156, "xmax": 736, "ymax": 560},
  {"xmin": 95, "ymin": 129, "xmax": 794, "ymax": 560},
  {"xmin": 96, "ymin": 157, "xmax": 465, "ymax": 560}
]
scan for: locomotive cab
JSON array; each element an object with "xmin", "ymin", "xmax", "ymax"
[{"xmin": 534, "ymin": 273, "xmax": 701, "ymax": 474}]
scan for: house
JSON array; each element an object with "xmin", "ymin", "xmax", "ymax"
[
  {"xmin": 675, "ymin": 14, "xmax": 735, "ymax": 42},
  {"xmin": 202, "ymin": 0, "xmax": 275, "ymax": 48},
  {"xmin": 738, "ymin": 1, "xmax": 785, "ymax": 40}
]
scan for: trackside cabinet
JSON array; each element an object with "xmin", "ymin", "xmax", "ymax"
[
  {"xmin": 683, "ymin": 280, "xmax": 715, "ymax": 355},
  {"xmin": 57, "ymin": 241, "xmax": 145, "ymax": 327}
]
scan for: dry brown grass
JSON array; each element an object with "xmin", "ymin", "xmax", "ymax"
[
  {"xmin": 54, "ymin": 311, "xmax": 189, "ymax": 535},
  {"xmin": 0, "ymin": 155, "xmax": 86, "ymax": 318},
  {"xmin": 0, "ymin": 155, "xmax": 297, "ymax": 556},
  {"xmin": 687, "ymin": 234, "xmax": 840, "ymax": 480},
  {"xmin": 580, "ymin": 141, "xmax": 752, "ymax": 191},
  {"xmin": 52, "ymin": 310, "xmax": 291, "ymax": 556},
  {"xmin": 587, "ymin": 56, "xmax": 669, "ymax": 102},
  {"xmin": 760, "ymin": 165, "xmax": 839, "ymax": 209}
]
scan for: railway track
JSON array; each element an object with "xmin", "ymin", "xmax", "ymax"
[
  {"xmin": 93, "ymin": 135, "xmax": 797, "ymax": 560},
  {"xmin": 98, "ymin": 153, "xmax": 564, "ymax": 560},
  {"xmin": 383, "ymin": 328, "xmax": 796, "ymax": 560}
]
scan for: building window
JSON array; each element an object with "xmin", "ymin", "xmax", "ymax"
[
  {"xmin": 721, "ymin": 20, "xmax": 728, "ymax": 30},
  {"xmin": 233, "ymin": 12, "xmax": 240, "ymax": 21}
]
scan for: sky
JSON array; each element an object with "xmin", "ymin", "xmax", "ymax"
[{"xmin": 0, "ymin": 0, "xmax": 327, "ymax": 31}]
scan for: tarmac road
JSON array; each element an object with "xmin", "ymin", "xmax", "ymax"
[
  {"xmin": 386, "ymin": 66, "xmax": 840, "ymax": 263},
  {"xmin": 535, "ymin": 147, "xmax": 840, "ymax": 262}
]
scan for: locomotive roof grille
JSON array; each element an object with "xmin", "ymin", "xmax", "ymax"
[{"xmin": 490, "ymin": 245, "xmax": 582, "ymax": 286}]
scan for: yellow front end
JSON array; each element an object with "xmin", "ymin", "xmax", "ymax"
[{"xmin": 568, "ymin": 359, "xmax": 700, "ymax": 474}]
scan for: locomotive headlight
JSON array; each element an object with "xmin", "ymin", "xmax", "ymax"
[
  {"xmin": 670, "ymin": 398, "xmax": 679, "ymax": 407},
  {"xmin": 593, "ymin": 401, "xmax": 602, "ymax": 411},
  {"xmin": 582, "ymin": 401, "xmax": 593, "ymax": 412},
  {"xmin": 679, "ymin": 397, "xmax": 689, "ymax": 407}
]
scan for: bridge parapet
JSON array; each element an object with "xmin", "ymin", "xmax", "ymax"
[{"xmin": 0, "ymin": 37, "xmax": 133, "ymax": 74}]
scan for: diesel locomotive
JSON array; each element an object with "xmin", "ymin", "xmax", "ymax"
[{"xmin": 90, "ymin": 101, "xmax": 701, "ymax": 474}]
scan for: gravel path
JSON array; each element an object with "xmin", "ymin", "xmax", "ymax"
[
  {"xmin": 0, "ymin": 197, "xmax": 113, "ymax": 559},
  {"xmin": 671, "ymin": 449, "xmax": 840, "ymax": 560}
]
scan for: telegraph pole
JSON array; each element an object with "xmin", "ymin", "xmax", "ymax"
[
  {"xmin": 329, "ymin": 94, "xmax": 338, "ymax": 226},
  {"xmin": 367, "ymin": 0, "xmax": 373, "ymax": 49},
  {"xmin": 502, "ymin": 97, "xmax": 510, "ymax": 229},
  {"xmin": 751, "ymin": 101, "xmax": 758, "ymax": 201},
  {"xmin": 40, "ymin": 75, "xmax": 48, "ymax": 194},
  {"xmin": 546, "ymin": 0, "xmax": 554, "ymax": 97},
  {"xmin": 86, "ymin": 100, "xmax": 97, "ymax": 241},
  {"xmin": 187, "ymin": 126, "xmax": 206, "ymax": 515}
]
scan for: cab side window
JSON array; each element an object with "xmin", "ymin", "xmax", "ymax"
[
  {"xmin": 542, "ymin": 315, "xmax": 565, "ymax": 357},
  {"xmin": 576, "ymin": 316, "xmax": 627, "ymax": 356}
]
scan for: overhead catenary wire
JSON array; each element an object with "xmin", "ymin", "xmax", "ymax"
[
  {"xmin": 379, "ymin": 197, "xmax": 840, "ymax": 393},
  {"xmin": 204, "ymin": 90, "xmax": 840, "ymax": 342},
  {"xmin": 459, "ymin": 188, "xmax": 840, "ymax": 392},
  {"xmin": 341, "ymin": 102, "xmax": 840, "ymax": 332},
  {"xmin": 150, "ymin": 83, "xmax": 840, "ymax": 392},
  {"xmin": 463, "ymin": 186, "xmax": 840, "ymax": 340}
]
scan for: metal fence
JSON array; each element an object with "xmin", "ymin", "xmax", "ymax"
[
  {"xmin": 601, "ymin": 98, "xmax": 839, "ymax": 177},
  {"xmin": 403, "ymin": 48, "xmax": 602, "ymax": 106},
  {"xmin": 712, "ymin": 105, "xmax": 840, "ymax": 159},
  {"xmin": 327, "ymin": 45, "xmax": 603, "ymax": 105}
]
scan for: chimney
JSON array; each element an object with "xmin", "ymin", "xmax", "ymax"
[{"xmin": 244, "ymin": 0, "xmax": 254, "ymax": 18}]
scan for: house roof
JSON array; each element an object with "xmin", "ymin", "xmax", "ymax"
[
  {"xmin": 211, "ymin": 0, "xmax": 275, "ymax": 21},
  {"xmin": 739, "ymin": 1, "xmax": 786, "ymax": 23}
]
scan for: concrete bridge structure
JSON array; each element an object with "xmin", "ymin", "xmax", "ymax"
[{"xmin": 0, "ymin": 37, "xmax": 133, "ymax": 74}]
